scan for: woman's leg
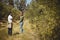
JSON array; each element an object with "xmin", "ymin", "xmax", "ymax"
[
  {"xmin": 8, "ymin": 23, "xmax": 12, "ymax": 35},
  {"xmin": 8, "ymin": 28, "xmax": 10, "ymax": 35},
  {"xmin": 10, "ymin": 28, "xmax": 12, "ymax": 35},
  {"xmin": 8, "ymin": 28, "xmax": 12, "ymax": 35}
]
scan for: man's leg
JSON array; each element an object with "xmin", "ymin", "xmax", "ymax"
[{"xmin": 20, "ymin": 22, "xmax": 23, "ymax": 33}]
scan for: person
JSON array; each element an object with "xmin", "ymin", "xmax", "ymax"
[
  {"xmin": 8, "ymin": 12, "xmax": 13, "ymax": 35},
  {"xmin": 20, "ymin": 13, "xmax": 24, "ymax": 33}
]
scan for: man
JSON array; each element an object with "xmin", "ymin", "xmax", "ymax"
[
  {"xmin": 20, "ymin": 13, "xmax": 24, "ymax": 33},
  {"xmin": 8, "ymin": 12, "xmax": 13, "ymax": 35}
]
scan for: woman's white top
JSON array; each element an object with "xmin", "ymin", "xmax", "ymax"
[{"xmin": 8, "ymin": 15, "xmax": 13, "ymax": 23}]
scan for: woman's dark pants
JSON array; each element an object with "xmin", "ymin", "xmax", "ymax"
[{"xmin": 8, "ymin": 28, "xmax": 12, "ymax": 35}]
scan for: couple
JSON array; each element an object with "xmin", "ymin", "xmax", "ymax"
[{"xmin": 8, "ymin": 12, "xmax": 24, "ymax": 35}]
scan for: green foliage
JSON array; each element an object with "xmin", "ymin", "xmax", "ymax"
[
  {"xmin": 0, "ymin": 2, "xmax": 20, "ymax": 20},
  {"xmin": 11, "ymin": 8, "xmax": 20, "ymax": 20},
  {"xmin": 25, "ymin": 0, "xmax": 60, "ymax": 40},
  {"xmin": 0, "ymin": 2, "xmax": 12, "ymax": 20}
]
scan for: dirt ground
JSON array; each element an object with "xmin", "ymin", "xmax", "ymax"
[{"xmin": 0, "ymin": 20, "xmax": 38, "ymax": 40}]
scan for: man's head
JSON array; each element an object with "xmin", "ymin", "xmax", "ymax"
[{"xmin": 20, "ymin": 12, "xmax": 23, "ymax": 16}]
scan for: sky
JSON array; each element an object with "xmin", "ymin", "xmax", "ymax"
[{"xmin": 26, "ymin": 0, "xmax": 32, "ymax": 5}]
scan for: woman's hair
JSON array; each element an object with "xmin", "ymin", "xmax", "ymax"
[{"xmin": 9, "ymin": 11, "xmax": 12, "ymax": 15}]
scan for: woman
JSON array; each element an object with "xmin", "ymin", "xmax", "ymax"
[{"xmin": 8, "ymin": 12, "xmax": 13, "ymax": 35}]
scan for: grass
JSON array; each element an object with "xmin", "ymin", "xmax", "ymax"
[{"xmin": 0, "ymin": 20, "xmax": 38, "ymax": 40}]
